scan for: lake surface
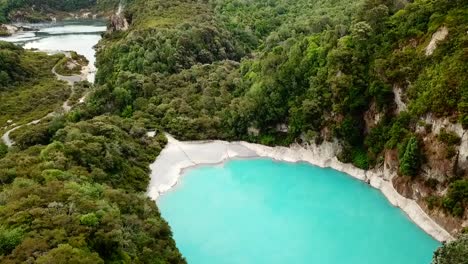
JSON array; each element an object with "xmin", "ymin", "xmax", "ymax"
[
  {"xmin": 158, "ymin": 159, "xmax": 439, "ymax": 264},
  {"xmin": 0, "ymin": 20, "xmax": 106, "ymax": 82}
]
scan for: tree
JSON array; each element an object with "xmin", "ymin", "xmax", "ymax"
[
  {"xmin": 432, "ymin": 234, "xmax": 468, "ymax": 264},
  {"xmin": 399, "ymin": 136, "xmax": 421, "ymax": 177},
  {"xmin": 0, "ymin": 143, "xmax": 7, "ymax": 158},
  {"xmin": 0, "ymin": 227, "xmax": 23, "ymax": 255},
  {"xmin": 36, "ymin": 244, "xmax": 104, "ymax": 264}
]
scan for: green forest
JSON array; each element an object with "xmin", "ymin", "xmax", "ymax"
[
  {"xmin": 0, "ymin": 0, "xmax": 467, "ymax": 262},
  {"xmin": 0, "ymin": 0, "xmax": 120, "ymax": 22}
]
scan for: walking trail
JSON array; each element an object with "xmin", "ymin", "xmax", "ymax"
[{"xmin": 1, "ymin": 51, "xmax": 89, "ymax": 147}]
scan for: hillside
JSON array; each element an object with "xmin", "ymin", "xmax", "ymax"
[
  {"xmin": 0, "ymin": 0, "xmax": 466, "ymax": 262},
  {"xmin": 0, "ymin": 0, "xmax": 119, "ymax": 23},
  {"xmin": 0, "ymin": 42, "xmax": 70, "ymax": 131}
]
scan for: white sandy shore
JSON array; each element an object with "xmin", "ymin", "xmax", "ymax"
[{"xmin": 147, "ymin": 134, "xmax": 453, "ymax": 242}]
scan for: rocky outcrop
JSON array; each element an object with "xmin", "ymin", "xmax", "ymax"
[
  {"xmin": 0, "ymin": 24, "xmax": 36, "ymax": 35},
  {"xmin": 108, "ymin": 14, "xmax": 129, "ymax": 32},
  {"xmin": 420, "ymin": 114, "xmax": 468, "ymax": 176},
  {"xmin": 363, "ymin": 100, "xmax": 383, "ymax": 133},
  {"xmin": 108, "ymin": 4, "xmax": 129, "ymax": 33},
  {"xmin": 425, "ymin": 26, "xmax": 448, "ymax": 56},
  {"xmin": 392, "ymin": 84, "xmax": 407, "ymax": 113}
]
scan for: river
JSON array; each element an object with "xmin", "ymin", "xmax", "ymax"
[{"xmin": 0, "ymin": 19, "xmax": 106, "ymax": 83}]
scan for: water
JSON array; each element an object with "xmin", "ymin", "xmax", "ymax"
[
  {"xmin": 0, "ymin": 20, "xmax": 106, "ymax": 82},
  {"xmin": 158, "ymin": 159, "xmax": 440, "ymax": 264}
]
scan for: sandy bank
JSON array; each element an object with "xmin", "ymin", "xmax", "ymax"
[{"xmin": 147, "ymin": 134, "xmax": 453, "ymax": 242}]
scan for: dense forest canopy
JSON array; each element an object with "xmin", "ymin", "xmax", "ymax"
[{"xmin": 0, "ymin": 0, "xmax": 467, "ymax": 262}]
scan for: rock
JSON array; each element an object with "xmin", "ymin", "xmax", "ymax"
[
  {"xmin": 108, "ymin": 13, "xmax": 129, "ymax": 32},
  {"xmin": 275, "ymin": 123, "xmax": 288, "ymax": 133},
  {"xmin": 247, "ymin": 127, "xmax": 259, "ymax": 136},
  {"xmin": 425, "ymin": 26, "xmax": 448, "ymax": 56},
  {"xmin": 363, "ymin": 100, "xmax": 382, "ymax": 133},
  {"xmin": 393, "ymin": 84, "xmax": 407, "ymax": 113}
]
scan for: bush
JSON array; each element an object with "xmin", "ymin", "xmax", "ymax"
[
  {"xmin": 36, "ymin": 244, "xmax": 104, "ymax": 264},
  {"xmin": 352, "ymin": 148, "xmax": 369, "ymax": 170},
  {"xmin": 0, "ymin": 227, "xmax": 23, "ymax": 255},
  {"xmin": 0, "ymin": 143, "xmax": 7, "ymax": 159},
  {"xmin": 432, "ymin": 234, "xmax": 468, "ymax": 264},
  {"xmin": 80, "ymin": 213, "xmax": 99, "ymax": 227},
  {"xmin": 442, "ymin": 180, "xmax": 468, "ymax": 217},
  {"xmin": 399, "ymin": 136, "xmax": 422, "ymax": 177},
  {"xmin": 437, "ymin": 129, "xmax": 461, "ymax": 145}
]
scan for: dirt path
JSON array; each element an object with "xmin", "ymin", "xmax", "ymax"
[{"xmin": 1, "ymin": 52, "xmax": 88, "ymax": 147}]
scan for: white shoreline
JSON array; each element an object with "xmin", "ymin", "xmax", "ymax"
[{"xmin": 147, "ymin": 134, "xmax": 454, "ymax": 242}]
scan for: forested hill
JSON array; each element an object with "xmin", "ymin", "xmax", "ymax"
[
  {"xmin": 0, "ymin": 0, "xmax": 119, "ymax": 22},
  {"xmin": 0, "ymin": 0, "xmax": 467, "ymax": 262}
]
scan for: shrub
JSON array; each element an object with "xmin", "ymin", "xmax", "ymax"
[
  {"xmin": 0, "ymin": 227, "xmax": 23, "ymax": 255},
  {"xmin": 399, "ymin": 136, "xmax": 422, "ymax": 177},
  {"xmin": 432, "ymin": 234, "xmax": 468, "ymax": 264},
  {"xmin": 437, "ymin": 129, "xmax": 461, "ymax": 145},
  {"xmin": 426, "ymin": 195, "xmax": 442, "ymax": 210},
  {"xmin": 352, "ymin": 148, "xmax": 369, "ymax": 170},
  {"xmin": 80, "ymin": 213, "xmax": 99, "ymax": 227},
  {"xmin": 442, "ymin": 180, "xmax": 468, "ymax": 217},
  {"xmin": 0, "ymin": 143, "xmax": 7, "ymax": 158}
]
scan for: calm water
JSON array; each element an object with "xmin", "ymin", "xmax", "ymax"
[
  {"xmin": 0, "ymin": 20, "xmax": 106, "ymax": 82},
  {"xmin": 158, "ymin": 159, "xmax": 439, "ymax": 264}
]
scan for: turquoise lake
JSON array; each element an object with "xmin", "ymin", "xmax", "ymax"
[{"xmin": 158, "ymin": 159, "xmax": 439, "ymax": 264}]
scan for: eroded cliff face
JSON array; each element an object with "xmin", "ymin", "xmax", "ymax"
[
  {"xmin": 354, "ymin": 23, "xmax": 468, "ymax": 235},
  {"xmin": 362, "ymin": 100, "xmax": 467, "ymax": 235},
  {"xmin": 107, "ymin": 4, "xmax": 129, "ymax": 33},
  {"xmin": 108, "ymin": 13, "xmax": 129, "ymax": 32}
]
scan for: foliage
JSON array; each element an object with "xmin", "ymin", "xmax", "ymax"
[
  {"xmin": 0, "ymin": 43, "xmax": 69, "ymax": 128},
  {"xmin": 0, "ymin": 227, "xmax": 23, "ymax": 255},
  {"xmin": 0, "ymin": 116, "xmax": 184, "ymax": 263},
  {"xmin": 442, "ymin": 180, "xmax": 468, "ymax": 217},
  {"xmin": 54, "ymin": 52, "xmax": 88, "ymax": 76},
  {"xmin": 36, "ymin": 244, "xmax": 104, "ymax": 264},
  {"xmin": 1, "ymin": 0, "xmax": 467, "ymax": 262},
  {"xmin": 0, "ymin": 143, "xmax": 7, "ymax": 158},
  {"xmin": 0, "ymin": 0, "xmax": 98, "ymax": 22},
  {"xmin": 437, "ymin": 129, "xmax": 462, "ymax": 146},
  {"xmin": 432, "ymin": 234, "xmax": 468, "ymax": 264},
  {"xmin": 399, "ymin": 136, "xmax": 422, "ymax": 177}
]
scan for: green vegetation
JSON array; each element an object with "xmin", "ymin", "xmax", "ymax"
[
  {"xmin": 0, "ymin": 0, "xmax": 98, "ymax": 22},
  {"xmin": 399, "ymin": 136, "xmax": 422, "ymax": 177},
  {"xmin": 437, "ymin": 129, "xmax": 462, "ymax": 146},
  {"xmin": 0, "ymin": 116, "xmax": 185, "ymax": 263},
  {"xmin": 0, "ymin": 0, "xmax": 467, "ymax": 262},
  {"xmin": 54, "ymin": 52, "xmax": 88, "ymax": 76},
  {"xmin": 0, "ymin": 0, "xmax": 121, "ymax": 22},
  {"xmin": 432, "ymin": 234, "xmax": 468, "ymax": 264},
  {"xmin": 0, "ymin": 42, "xmax": 70, "ymax": 129},
  {"xmin": 442, "ymin": 180, "xmax": 468, "ymax": 217}
]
